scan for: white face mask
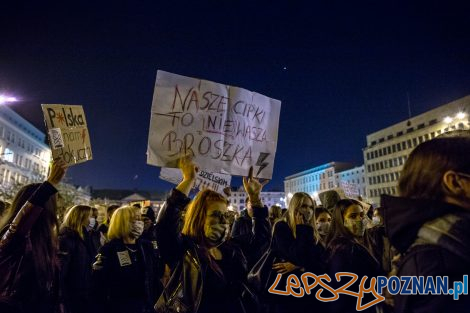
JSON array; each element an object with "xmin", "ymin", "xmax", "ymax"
[
  {"xmin": 204, "ymin": 223, "xmax": 229, "ymax": 247},
  {"xmin": 88, "ymin": 217, "xmax": 96, "ymax": 229},
  {"xmin": 130, "ymin": 220, "xmax": 144, "ymax": 238},
  {"xmin": 316, "ymin": 222, "xmax": 330, "ymax": 236},
  {"xmin": 372, "ymin": 216, "xmax": 381, "ymax": 226}
]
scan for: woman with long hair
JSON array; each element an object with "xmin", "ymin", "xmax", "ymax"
[
  {"xmin": 58, "ymin": 205, "xmax": 95, "ymax": 313},
  {"xmin": 381, "ymin": 134, "xmax": 470, "ymax": 312},
  {"xmin": 91, "ymin": 205, "xmax": 163, "ymax": 313},
  {"xmin": 155, "ymin": 158, "xmax": 270, "ymax": 313},
  {"xmin": 326, "ymin": 198, "xmax": 384, "ymax": 313},
  {"xmin": 267, "ymin": 192, "xmax": 325, "ymax": 313},
  {"xmin": 0, "ymin": 160, "xmax": 67, "ymax": 313}
]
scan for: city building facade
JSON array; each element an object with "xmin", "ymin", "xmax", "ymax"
[
  {"xmin": 363, "ymin": 95, "xmax": 470, "ymax": 205},
  {"xmin": 228, "ymin": 187, "xmax": 286, "ymax": 211},
  {"xmin": 0, "ymin": 105, "xmax": 51, "ymax": 188},
  {"xmin": 335, "ymin": 165, "xmax": 367, "ymax": 199},
  {"xmin": 284, "ymin": 162, "xmax": 365, "ymax": 204}
]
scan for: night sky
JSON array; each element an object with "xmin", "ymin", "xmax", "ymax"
[{"xmin": 2, "ymin": 1, "xmax": 470, "ymax": 192}]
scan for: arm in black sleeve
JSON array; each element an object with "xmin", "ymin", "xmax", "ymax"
[
  {"xmin": 58, "ymin": 233, "xmax": 74, "ymax": 309},
  {"xmin": 271, "ymin": 221, "xmax": 316, "ymax": 268},
  {"xmin": 0, "ymin": 181, "xmax": 57, "ymax": 252},
  {"xmin": 248, "ymin": 205, "xmax": 271, "ymax": 264},
  {"xmin": 91, "ymin": 245, "xmax": 111, "ymax": 311},
  {"xmin": 155, "ymin": 188, "xmax": 191, "ymax": 266}
]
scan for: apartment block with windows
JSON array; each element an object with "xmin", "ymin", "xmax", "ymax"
[
  {"xmin": 364, "ymin": 95, "xmax": 470, "ymax": 205},
  {"xmin": 0, "ymin": 105, "xmax": 51, "ymax": 186},
  {"xmin": 284, "ymin": 162, "xmax": 359, "ymax": 204},
  {"xmin": 228, "ymin": 187, "xmax": 286, "ymax": 211}
]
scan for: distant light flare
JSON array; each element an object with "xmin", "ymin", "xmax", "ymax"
[
  {"xmin": 456, "ymin": 112, "xmax": 466, "ymax": 119},
  {"xmin": 0, "ymin": 95, "xmax": 18, "ymax": 104}
]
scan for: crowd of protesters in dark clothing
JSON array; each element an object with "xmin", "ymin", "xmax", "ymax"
[{"xmin": 1, "ymin": 132, "xmax": 470, "ymax": 313}]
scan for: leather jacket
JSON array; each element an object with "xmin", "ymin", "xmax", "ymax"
[{"xmin": 155, "ymin": 189, "xmax": 264, "ymax": 313}]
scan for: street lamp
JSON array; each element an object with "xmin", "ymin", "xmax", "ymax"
[
  {"xmin": 456, "ymin": 112, "xmax": 466, "ymax": 120},
  {"xmin": 0, "ymin": 95, "xmax": 18, "ymax": 105},
  {"xmin": 443, "ymin": 116, "xmax": 453, "ymax": 124}
]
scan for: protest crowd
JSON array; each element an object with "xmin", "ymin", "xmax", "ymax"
[{"xmin": 1, "ymin": 132, "xmax": 470, "ymax": 313}]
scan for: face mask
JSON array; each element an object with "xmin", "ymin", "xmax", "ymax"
[
  {"xmin": 204, "ymin": 223, "xmax": 229, "ymax": 247},
  {"xmin": 88, "ymin": 217, "xmax": 96, "ymax": 229},
  {"xmin": 298, "ymin": 207, "xmax": 314, "ymax": 223},
  {"xmin": 316, "ymin": 222, "xmax": 330, "ymax": 236},
  {"xmin": 372, "ymin": 216, "xmax": 381, "ymax": 226},
  {"xmin": 130, "ymin": 220, "xmax": 144, "ymax": 238},
  {"xmin": 344, "ymin": 218, "xmax": 365, "ymax": 237}
]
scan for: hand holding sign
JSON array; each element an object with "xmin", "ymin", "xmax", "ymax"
[
  {"xmin": 175, "ymin": 156, "xmax": 198, "ymax": 196},
  {"xmin": 46, "ymin": 159, "xmax": 68, "ymax": 186},
  {"xmin": 41, "ymin": 104, "xmax": 92, "ymax": 166}
]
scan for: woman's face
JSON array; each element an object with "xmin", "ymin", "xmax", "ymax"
[
  {"xmin": 315, "ymin": 212, "xmax": 332, "ymax": 236},
  {"xmin": 316, "ymin": 212, "xmax": 332, "ymax": 224},
  {"xmin": 296, "ymin": 197, "xmax": 315, "ymax": 223},
  {"xmin": 343, "ymin": 204, "xmax": 365, "ymax": 237},
  {"xmin": 204, "ymin": 201, "xmax": 229, "ymax": 247}
]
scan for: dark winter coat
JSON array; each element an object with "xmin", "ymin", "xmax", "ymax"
[
  {"xmin": 230, "ymin": 207, "xmax": 271, "ymax": 269},
  {"xmin": 0, "ymin": 182, "xmax": 59, "ymax": 313},
  {"xmin": 326, "ymin": 236, "xmax": 384, "ymax": 313},
  {"xmin": 381, "ymin": 195, "xmax": 470, "ymax": 313},
  {"xmin": 266, "ymin": 220, "xmax": 326, "ymax": 313},
  {"xmin": 58, "ymin": 226, "xmax": 95, "ymax": 313},
  {"xmin": 91, "ymin": 238, "xmax": 163, "ymax": 313}
]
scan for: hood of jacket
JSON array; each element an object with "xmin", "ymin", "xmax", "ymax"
[{"xmin": 379, "ymin": 195, "xmax": 465, "ymax": 254}]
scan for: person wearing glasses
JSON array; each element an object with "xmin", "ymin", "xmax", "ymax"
[
  {"xmin": 155, "ymin": 157, "xmax": 270, "ymax": 313},
  {"xmin": 381, "ymin": 133, "xmax": 470, "ymax": 313}
]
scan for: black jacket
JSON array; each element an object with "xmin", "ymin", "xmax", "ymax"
[
  {"xmin": 267, "ymin": 221, "xmax": 326, "ymax": 312},
  {"xmin": 231, "ymin": 208, "xmax": 271, "ymax": 269},
  {"xmin": 326, "ymin": 236, "xmax": 384, "ymax": 313},
  {"xmin": 0, "ymin": 182, "xmax": 59, "ymax": 313},
  {"xmin": 58, "ymin": 227, "xmax": 95, "ymax": 313},
  {"xmin": 91, "ymin": 238, "xmax": 163, "ymax": 313},
  {"xmin": 381, "ymin": 195, "xmax": 470, "ymax": 313},
  {"xmin": 155, "ymin": 189, "xmax": 266, "ymax": 313}
]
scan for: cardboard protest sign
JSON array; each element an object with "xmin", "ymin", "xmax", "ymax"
[
  {"xmin": 147, "ymin": 70, "xmax": 281, "ymax": 179},
  {"xmin": 41, "ymin": 104, "xmax": 92, "ymax": 166},
  {"xmin": 159, "ymin": 167, "xmax": 231, "ymax": 193}
]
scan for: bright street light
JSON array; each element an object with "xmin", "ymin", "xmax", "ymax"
[
  {"xmin": 443, "ymin": 116, "xmax": 453, "ymax": 124},
  {"xmin": 456, "ymin": 112, "xmax": 466, "ymax": 120},
  {"xmin": 287, "ymin": 192, "xmax": 293, "ymax": 199},
  {"xmin": 0, "ymin": 95, "xmax": 18, "ymax": 105}
]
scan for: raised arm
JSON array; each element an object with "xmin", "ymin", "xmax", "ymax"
[
  {"xmin": 0, "ymin": 159, "xmax": 66, "ymax": 250},
  {"xmin": 242, "ymin": 167, "xmax": 272, "ymax": 266},
  {"xmin": 155, "ymin": 157, "xmax": 195, "ymax": 266}
]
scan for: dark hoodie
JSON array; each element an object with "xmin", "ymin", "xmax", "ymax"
[{"xmin": 381, "ymin": 195, "xmax": 470, "ymax": 313}]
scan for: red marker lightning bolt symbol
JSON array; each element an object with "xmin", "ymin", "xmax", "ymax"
[{"xmin": 81, "ymin": 129, "xmax": 86, "ymax": 143}]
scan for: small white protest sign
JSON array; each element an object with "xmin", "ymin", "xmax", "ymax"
[
  {"xmin": 339, "ymin": 181, "xmax": 360, "ymax": 197},
  {"xmin": 159, "ymin": 167, "xmax": 231, "ymax": 193},
  {"xmin": 42, "ymin": 104, "xmax": 93, "ymax": 166},
  {"xmin": 147, "ymin": 70, "xmax": 281, "ymax": 179}
]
